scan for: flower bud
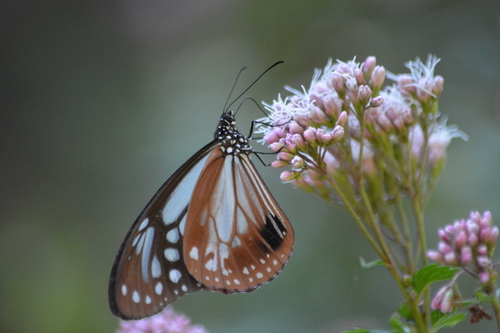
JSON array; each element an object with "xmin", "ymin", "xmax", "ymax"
[
  {"xmin": 432, "ymin": 75, "xmax": 444, "ymax": 96},
  {"xmin": 336, "ymin": 111, "xmax": 348, "ymax": 127},
  {"xmin": 288, "ymin": 121, "xmax": 303, "ymax": 135},
  {"xmin": 479, "ymin": 271, "xmax": 490, "ymax": 284},
  {"xmin": 278, "ymin": 152, "xmax": 294, "ymax": 162},
  {"xmin": 271, "ymin": 160, "xmax": 289, "ymax": 168},
  {"xmin": 330, "ymin": 73, "xmax": 345, "ymax": 94},
  {"xmin": 354, "ymin": 68, "xmax": 365, "ymax": 85},
  {"xmin": 303, "ymin": 128, "xmax": 317, "ymax": 145},
  {"xmin": 427, "ymin": 250, "xmax": 443, "ymax": 263},
  {"xmin": 370, "ymin": 96, "xmax": 384, "ymax": 107},
  {"xmin": 269, "ymin": 142, "xmax": 285, "ymax": 152},
  {"xmin": 370, "ymin": 66, "xmax": 386, "ymax": 91},
  {"xmin": 460, "ymin": 246, "xmax": 472, "ymax": 265},
  {"xmin": 358, "ymin": 85, "xmax": 372, "ymax": 106},
  {"xmin": 363, "ymin": 56, "xmax": 377, "ymax": 78},
  {"xmin": 291, "ymin": 156, "xmax": 305, "ymax": 169},
  {"xmin": 280, "ymin": 170, "xmax": 298, "ymax": 182}
]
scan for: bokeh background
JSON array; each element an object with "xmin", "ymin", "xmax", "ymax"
[{"xmin": 1, "ymin": 1, "xmax": 500, "ymax": 332}]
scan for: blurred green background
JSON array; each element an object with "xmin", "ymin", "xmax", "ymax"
[{"xmin": 1, "ymin": 1, "xmax": 500, "ymax": 332}]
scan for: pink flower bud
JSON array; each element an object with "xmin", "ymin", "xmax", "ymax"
[
  {"xmin": 291, "ymin": 156, "xmax": 305, "ymax": 169},
  {"xmin": 440, "ymin": 289, "xmax": 454, "ymax": 313},
  {"xmin": 280, "ymin": 170, "xmax": 298, "ymax": 182},
  {"xmin": 370, "ymin": 96, "xmax": 384, "ymax": 107},
  {"xmin": 321, "ymin": 133, "xmax": 333, "ymax": 145},
  {"xmin": 427, "ymin": 250, "xmax": 443, "ymax": 263},
  {"xmin": 303, "ymin": 128, "xmax": 316, "ymax": 145},
  {"xmin": 363, "ymin": 56, "xmax": 377, "ymax": 77},
  {"xmin": 324, "ymin": 96, "xmax": 341, "ymax": 119},
  {"xmin": 269, "ymin": 142, "xmax": 285, "ymax": 152},
  {"xmin": 438, "ymin": 229, "xmax": 450, "ymax": 242},
  {"xmin": 332, "ymin": 125, "xmax": 344, "ymax": 142},
  {"xmin": 460, "ymin": 246, "xmax": 472, "ymax": 265},
  {"xmin": 271, "ymin": 160, "xmax": 289, "ymax": 168},
  {"xmin": 265, "ymin": 131, "xmax": 281, "ymax": 145},
  {"xmin": 345, "ymin": 76, "xmax": 358, "ymax": 92},
  {"xmin": 310, "ymin": 106, "xmax": 328, "ymax": 124},
  {"xmin": 476, "ymin": 256, "xmax": 491, "ymax": 268},
  {"xmin": 479, "ymin": 271, "xmax": 490, "ymax": 284},
  {"xmin": 370, "ymin": 66, "xmax": 386, "ymax": 90},
  {"xmin": 432, "ymin": 75, "xmax": 444, "ymax": 96},
  {"xmin": 288, "ymin": 121, "xmax": 303, "ymax": 135},
  {"xmin": 292, "ymin": 134, "xmax": 307, "ymax": 151},
  {"xmin": 330, "ymin": 73, "xmax": 345, "ymax": 93},
  {"xmin": 443, "ymin": 252, "xmax": 457, "ymax": 265},
  {"xmin": 397, "ymin": 75, "xmax": 415, "ymax": 96},
  {"xmin": 354, "ymin": 68, "xmax": 365, "ymax": 85},
  {"xmin": 480, "ymin": 228, "xmax": 491, "ymax": 243},
  {"xmin": 358, "ymin": 85, "xmax": 372, "ymax": 105},
  {"xmin": 438, "ymin": 241, "xmax": 452, "ymax": 254},
  {"xmin": 490, "ymin": 226, "xmax": 499, "ymax": 246},
  {"xmin": 336, "ymin": 111, "xmax": 348, "ymax": 127},
  {"xmin": 455, "ymin": 231, "xmax": 467, "ymax": 249},
  {"xmin": 477, "ymin": 244, "xmax": 488, "ymax": 256},
  {"xmin": 468, "ymin": 233, "xmax": 478, "ymax": 247},
  {"xmin": 278, "ymin": 152, "xmax": 294, "ymax": 162},
  {"xmin": 431, "ymin": 286, "xmax": 447, "ymax": 310},
  {"xmin": 402, "ymin": 108, "xmax": 413, "ymax": 125}
]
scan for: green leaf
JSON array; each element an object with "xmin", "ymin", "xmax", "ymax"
[
  {"xmin": 397, "ymin": 303, "xmax": 413, "ymax": 321},
  {"xmin": 389, "ymin": 314, "xmax": 406, "ymax": 333},
  {"xmin": 476, "ymin": 290, "xmax": 496, "ymax": 303},
  {"xmin": 431, "ymin": 311, "xmax": 466, "ymax": 332},
  {"xmin": 412, "ymin": 264, "xmax": 459, "ymax": 295},
  {"xmin": 359, "ymin": 256, "xmax": 384, "ymax": 269}
]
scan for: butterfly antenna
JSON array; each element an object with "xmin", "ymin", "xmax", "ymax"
[
  {"xmin": 223, "ymin": 66, "xmax": 248, "ymax": 113},
  {"xmin": 225, "ymin": 61, "xmax": 285, "ymax": 113}
]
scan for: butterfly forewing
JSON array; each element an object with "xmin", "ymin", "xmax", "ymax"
[
  {"xmin": 109, "ymin": 142, "xmax": 217, "ymax": 320},
  {"xmin": 183, "ymin": 147, "xmax": 294, "ymax": 293}
]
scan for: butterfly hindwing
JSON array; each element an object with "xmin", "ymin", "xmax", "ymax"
[
  {"xmin": 108, "ymin": 141, "xmax": 217, "ymax": 320},
  {"xmin": 183, "ymin": 147, "xmax": 294, "ymax": 293}
]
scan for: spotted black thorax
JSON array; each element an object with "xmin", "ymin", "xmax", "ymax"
[{"xmin": 215, "ymin": 111, "xmax": 253, "ymax": 156}]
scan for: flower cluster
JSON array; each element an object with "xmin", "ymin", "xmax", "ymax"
[
  {"xmin": 428, "ymin": 211, "xmax": 499, "ymax": 313},
  {"xmin": 116, "ymin": 307, "xmax": 207, "ymax": 333},
  {"xmin": 258, "ymin": 56, "xmax": 466, "ymax": 205},
  {"xmin": 428, "ymin": 211, "xmax": 498, "ymax": 277}
]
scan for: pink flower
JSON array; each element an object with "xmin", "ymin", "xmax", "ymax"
[{"xmin": 116, "ymin": 307, "xmax": 208, "ymax": 333}]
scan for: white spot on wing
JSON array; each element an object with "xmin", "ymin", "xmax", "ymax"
[
  {"xmin": 151, "ymin": 255, "xmax": 161, "ymax": 278},
  {"xmin": 189, "ymin": 247, "xmax": 199, "ymax": 261},
  {"xmin": 155, "ymin": 282, "xmax": 163, "ymax": 295},
  {"xmin": 243, "ymin": 267, "xmax": 249, "ymax": 275},
  {"xmin": 169, "ymin": 269, "xmax": 181, "ymax": 283},
  {"xmin": 141, "ymin": 227, "xmax": 155, "ymax": 282},
  {"xmin": 164, "ymin": 248, "xmax": 180, "ymax": 262},
  {"xmin": 256, "ymin": 272, "xmax": 263, "ymax": 279},
  {"xmin": 182, "ymin": 284, "xmax": 187, "ymax": 291},
  {"xmin": 138, "ymin": 218, "xmax": 149, "ymax": 231},
  {"xmin": 260, "ymin": 259, "xmax": 266, "ymax": 264},
  {"xmin": 121, "ymin": 285, "xmax": 127, "ymax": 296},
  {"xmin": 145, "ymin": 296, "xmax": 151, "ymax": 304},
  {"xmin": 166, "ymin": 228, "xmax": 179, "ymax": 243},
  {"xmin": 132, "ymin": 291, "xmax": 140, "ymax": 303}
]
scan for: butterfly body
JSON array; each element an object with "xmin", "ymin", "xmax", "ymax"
[{"xmin": 109, "ymin": 111, "xmax": 294, "ymax": 320}]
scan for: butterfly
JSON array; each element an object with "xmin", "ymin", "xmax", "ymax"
[{"xmin": 108, "ymin": 63, "xmax": 294, "ymax": 320}]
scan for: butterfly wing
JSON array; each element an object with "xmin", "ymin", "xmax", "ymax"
[
  {"xmin": 183, "ymin": 146, "xmax": 294, "ymax": 292},
  {"xmin": 108, "ymin": 141, "xmax": 217, "ymax": 320}
]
